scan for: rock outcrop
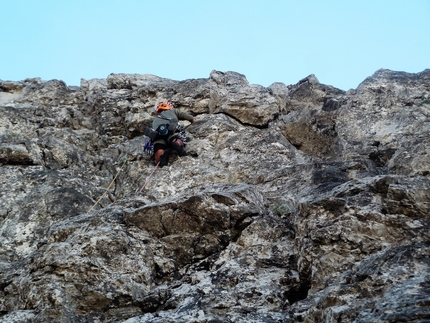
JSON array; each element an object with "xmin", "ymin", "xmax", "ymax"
[{"xmin": 0, "ymin": 69, "xmax": 429, "ymax": 322}]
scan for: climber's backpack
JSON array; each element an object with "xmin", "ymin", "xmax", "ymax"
[
  {"xmin": 156, "ymin": 124, "xmax": 169, "ymax": 137},
  {"xmin": 143, "ymin": 123, "xmax": 187, "ymax": 156},
  {"xmin": 144, "ymin": 127, "xmax": 158, "ymax": 140}
]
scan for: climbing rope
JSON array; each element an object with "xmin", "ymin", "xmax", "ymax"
[
  {"xmin": 135, "ymin": 161, "xmax": 160, "ymax": 195},
  {"xmin": 88, "ymin": 123, "xmax": 188, "ymax": 208},
  {"xmin": 135, "ymin": 124, "xmax": 186, "ymax": 195},
  {"xmin": 87, "ymin": 158, "xmax": 128, "ymax": 213}
]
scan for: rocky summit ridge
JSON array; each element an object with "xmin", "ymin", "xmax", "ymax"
[{"xmin": 0, "ymin": 69, "xmax": 429, "ymax": 323}]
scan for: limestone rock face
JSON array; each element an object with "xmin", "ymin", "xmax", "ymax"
[{"xmin": 0, "ymin": 69, "xmax": 429, "ymax": 322}]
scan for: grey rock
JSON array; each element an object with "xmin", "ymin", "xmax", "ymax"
[{"xmin": 0, "ymin": 69, "xmax": 429, "ymax": 322}]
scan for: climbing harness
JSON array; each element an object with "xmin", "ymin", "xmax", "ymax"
[
  {"xmin": 144, "ymin": 123, "xmax": 187, "ymax": 156},
  {"xmin": 135, "ymin": 161, "xmax": 160, "ymax": 195}
]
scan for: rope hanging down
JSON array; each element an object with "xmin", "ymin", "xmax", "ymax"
[
  {"xmin": 135, "ymin": 161, "xmax": 160, "ymax": 195},
  {"xmin": 88, "ymin": 158, "xmax": 128, "ymax": 213}
]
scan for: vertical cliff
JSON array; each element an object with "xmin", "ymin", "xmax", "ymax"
[{"xmin": 0, "ymin": 69, "xmax": 429, "ymax": 322}]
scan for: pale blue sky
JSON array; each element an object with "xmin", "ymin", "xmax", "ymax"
[{"xmin": 1, "ymin": 0, "xmax": 429, "ymax": 90}]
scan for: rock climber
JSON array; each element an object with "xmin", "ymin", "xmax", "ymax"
[{"xmin": 149, "ymin": 100, "xmax": 194, "ymax": 167}]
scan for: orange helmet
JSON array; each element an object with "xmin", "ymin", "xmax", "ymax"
[{"xmin": 155, "ymin": 101, "xmax": 173, "ymax": 113}]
